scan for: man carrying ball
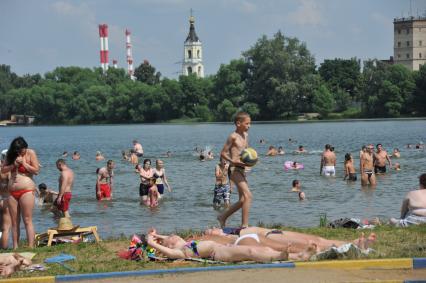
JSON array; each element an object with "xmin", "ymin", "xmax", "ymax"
[{"xmin": 217, "ymin": 112, "xmax": 254, "ymax": 228}]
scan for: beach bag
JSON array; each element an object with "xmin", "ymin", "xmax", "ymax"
[{"xmin": 327, "ymin": 218, "xmax": 360, "ymax": 229}]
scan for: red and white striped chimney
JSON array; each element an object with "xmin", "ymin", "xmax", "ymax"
[
  {"xmin": 98, "ymin": 24, "xmax": 109, "ymax": 72},
  {"xmin": 125, "ymin": 29, "xmax": 135, "ymax": 80}
]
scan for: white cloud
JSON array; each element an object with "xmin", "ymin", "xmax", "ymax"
[{"xmin": 288, "ymin": 0, "xmax": 325, "ymax": 27}]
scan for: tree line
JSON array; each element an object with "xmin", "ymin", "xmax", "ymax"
[{"xmin": 1, "ymin": 31, "xmax": 425, "ymax": 124}]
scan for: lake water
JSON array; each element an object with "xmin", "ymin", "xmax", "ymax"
[{"xmin": 0, "ymin": 120, "xmax": 425, "ymax": 238}]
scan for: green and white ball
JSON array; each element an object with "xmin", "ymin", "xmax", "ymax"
[{"xmin": 240, "ymin": 147, "xmax": 258, "ymax": 167}]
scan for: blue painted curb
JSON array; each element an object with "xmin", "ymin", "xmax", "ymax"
[
  {"xmin": 404, "ymin": 281, "xmax": 426, "ymax": 283},
  {"xmin": 56, "ymin": 262, "xmax": 296, "ymax": 282},
  {"xmin": 413, "ymin": 258, "xmax": 426, "ymax": 269}
]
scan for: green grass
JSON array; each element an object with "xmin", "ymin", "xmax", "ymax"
[{"xmin": 8, "ymin": 224, "xmax": 426, "ymax": 279}]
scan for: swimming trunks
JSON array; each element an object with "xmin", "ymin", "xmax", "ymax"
[
  {"xmin": 228, "ymin": 166, "xmax": 246, "ymax": 181},
  {"xmin": 322, "ymin": 166, "xmax": 336, "ymax": 176},
  {"xmin": 348, "ymin": 173, "xmax": 357, "ymax": 181},
  {"xmin": 222, "ymin": 227, "xmax": 243, "ymax": 236},
  {"xmin": 10, "ymin": 189, "xmax": 34, "ymax": 201},
  {"xmin": 97, "ymin": 183, "xmax": 111, "ymax": 200},
  {"xmin": 364, "ymin": 169, "xmax": 374, "ymax": 177},
  {"xmin": 234, "ymin": 233, "xmax": 260, "ymax": 245},
  {"xmin": 136, "ymin": 153, "xmax": 143, "ymax": 157},
  {"xmin": 374, "ymin": 165, "xmax": 386, "ymax": 174},
  {"xmin": 213, "ymin": 184, "xmax": 230, "ymax": 206},
  {"xmin": 55, "ymin": 192, "xmax": 72, "ymax": 212},
  {"xmin": 139, "ymin": 184, "xmax": 149, "ymax": 196}
]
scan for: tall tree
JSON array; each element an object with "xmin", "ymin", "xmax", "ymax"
[
  {"xmin": 134, "ymin": 60, "xmax": 161, "ymax": 85},
  {"xmin": 243, "ymin": 31, "xmax": 317, "ymax": 119}
]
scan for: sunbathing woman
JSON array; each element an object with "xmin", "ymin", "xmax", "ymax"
[
  {"xmin": 146, "ymin": 228, "xmax": 290, "ymax": 262},
  {"xmin": 203, "ymin": 226, "xmax": 376, "ymax": 253}
]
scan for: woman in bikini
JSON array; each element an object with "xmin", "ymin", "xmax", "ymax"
[
  {"xmin": 1, "ymin": 137, "xmax": 40, "ymax": 249},
  {"xmin": 0, "ymin": 153, "xmax": 11, "ymax": 249},
  {"xmin": 202, "ymin": 226, "xmax": 376, "ymax": 253},
  {"xmin": 153, "ymin": 159, "xmax": 172, "ymax": 198},
  {"xmin": 343, "ymin": 153, "xmax": 357, "ymax": 182},
  {"xmin": 146, "ymin": 228, "xmax": 289, "ymax": 262}
]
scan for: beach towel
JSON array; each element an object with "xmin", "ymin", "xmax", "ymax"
[
  {"xmin": 395, "ymin": 214, "xmax": 426, "ymax": 227},
  {"xmin": 45, "ymin": 253, "xmax": 76, "ymax": 272},
  {"xmin": 310, "ymin": 243, "xmax": 374, "ymax": 261}
]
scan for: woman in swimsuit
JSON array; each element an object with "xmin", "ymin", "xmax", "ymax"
[
  {"xmin": 153, "ymin": 159, "xmax": 171, "ymax": 197},
  {"xmin": 146, "ymin": 228, "xmax": 288, "ymax": 262},
  {"xmin": 0, "ymin": 154, "xmax": 11, "ymax": 249},
  {"xmin": 343, "ymin": 153, "xmax": 357, "ymax": 182},
  {"xmin": 1, "ymin": 137, "xmax": 40, "ymax": 249},
  {"xmin": 137, "ymin": 159, "xmax": 154, "ymax": 205},
  {"xmin": 203, "ymin": 226, "xmax": 376, "ymax": 253}
]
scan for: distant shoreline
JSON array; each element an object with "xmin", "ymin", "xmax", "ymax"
[{"xmin": 2, "ymin": 117, "xmax": 426, "ymax": 127}]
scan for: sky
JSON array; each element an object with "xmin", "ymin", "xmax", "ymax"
[{"xmin": 1, "ymin": 0, "xmax": 426, "ymax": 78}]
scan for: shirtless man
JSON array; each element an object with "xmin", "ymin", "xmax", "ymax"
[
  {"xmin": 133, "ymin": 140, "xmax": 144, "ymax": 157},
  {"xmin": 96, "ymin": 160, "xmax": 115, "ymax": 201},
  {"xmin": 374, "ymin": 144, "xmax": 391, "ymax": 174},
  {"xmin": 320, "ymin": 144, "xmax": 336, "ymax": 176},
  {"xmin": 390, "ymin": 173, "xmax": 426, "ymax": 226},
  {"xmin": 55, "ymin": 159, "xmax": 74, "ymax": 218},
  {"xmin": 217, "ymin": 112, "xmax": 252, "ymax": 228},
  {"xmin": 360, "ymin": 144, "xmax": 376, "ymax": 186}
]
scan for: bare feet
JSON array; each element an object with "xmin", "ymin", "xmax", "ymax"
[
  {"xmin": 289, "ymin": 241, "xmax": 319, "ymax": 261},
  {"xmin": 217, "ymin": 215, "xmax": 226, "ymax": 228},
  {"xmin": 353, "ymin": 233, "xmax": 376, "ymax": 250},
  {"xmin": 0, "ymin": 264, "xmax": 16, "ymax": 277}
]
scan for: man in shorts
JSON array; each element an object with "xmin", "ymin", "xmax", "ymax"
[
  {"xmin": 96, "ymin": 160, "xmax": 115, "ymax": 200},
  {"xmin": 320, "ymin": 144, "xmax": 336, "ymax": 176},
  {"xmin": 374, "ymin": 143, "xmax": 391, "ymax": 174},
  {"xmin": 55, "ymin": 159, "xmax": 74, "ymax": 218}
]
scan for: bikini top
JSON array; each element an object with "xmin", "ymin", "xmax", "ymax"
[{"xmin": 17, "ymin": 164, "xmax": 29, "ymax": 174}]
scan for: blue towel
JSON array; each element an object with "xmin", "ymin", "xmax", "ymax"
[{"xmin": 45, "ymin": 253, "xmax": 76, "ymax": 263}]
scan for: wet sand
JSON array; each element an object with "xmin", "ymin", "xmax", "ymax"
[{"xmin": 72, "ymin": 268, "xmax": 426, "ymax": 283}]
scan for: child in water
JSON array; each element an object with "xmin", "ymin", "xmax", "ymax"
[
  {"xmin": 147, "ymin": 177, "xmax": 160, "ymax": 208},
  {"xmin": 291, "ymin": 180, "xmax": 301, "ymax": 192},
  {"xmin": 37, "ymin": 183, "xmax": 59, "ymax": 205}
]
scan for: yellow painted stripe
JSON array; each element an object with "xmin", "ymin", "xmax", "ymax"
[
  {"xmin": 295, "ymin": 258, "xmax": 412, "ymax": 269},
  {"xmin": 0, "ymin": 276, "xmax": 55, "ymax": 283}
]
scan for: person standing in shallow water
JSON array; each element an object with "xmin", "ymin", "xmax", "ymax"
[
  {"xmin": 55, "ymin": 159, "xmax": 74, "ymax": 218},
  {"xmin": 360, "ymin": 144, "xmax": 376, "ymax": 186},
  {"xmin": 217, "ymin": 112, "xmax": 252, "ymax": 228},
  {"xmin": 343, "ymin": 153, "xmax": 357, "ymax": 182},
  {"xmin": 1, "ymin": 137, "xmax": 40, "ymax": 249},
  {"xmin": 96, "ymin": 160, "xmax": 115, "ymax": 201}
]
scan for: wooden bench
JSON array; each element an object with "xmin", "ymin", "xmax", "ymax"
[{"xmin": 35, "ymin": 226, "xmax": 101, "ymax": 247}]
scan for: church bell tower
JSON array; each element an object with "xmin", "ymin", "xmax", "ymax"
[{"xmin": 182, "ymin": 11, "xmax": 204, "ymax": 78}]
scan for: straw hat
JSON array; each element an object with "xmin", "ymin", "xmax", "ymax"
[{"xmin": 56, "ymin": 217, "xmax": 79, "ymax": 231}]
